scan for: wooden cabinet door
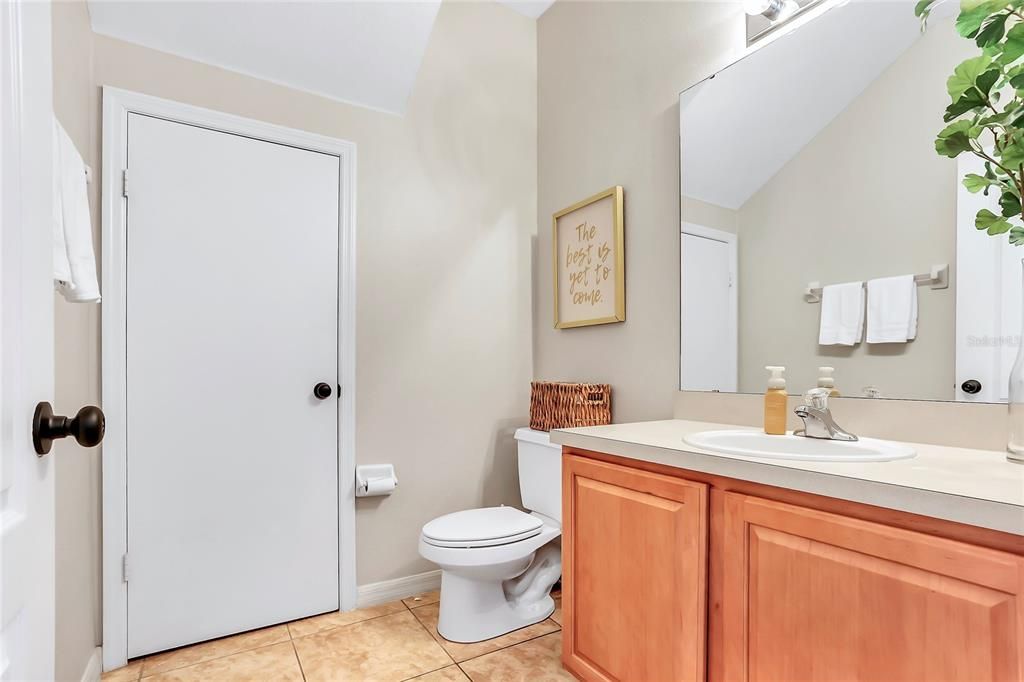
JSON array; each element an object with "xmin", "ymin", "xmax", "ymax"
[
  {"xmin": 719, "ymin": 492, "xmax": 1024, "ymax": 682},
  {"xmin": 562, "ymin": 455, "xmax": 708, "ymax": 682}
]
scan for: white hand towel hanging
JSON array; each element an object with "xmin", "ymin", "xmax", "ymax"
[
  {"xmin": 866, "ymin": 275, "xmax": 917, "ymax": 343},
  {"xmin": 818, "ymin": 281, "xmax": 864, "ymax": 346},
  {"xmin": 52, "ymin": 117, "xmax": 101, "ymax": 303}
]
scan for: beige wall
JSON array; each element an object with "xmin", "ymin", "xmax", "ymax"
[
  {"xmin": 535, "ymin": 2, "xmax": 745, "ymax": 423},
  {"xmin": 52, "ymin": 2, "xmax": 103, "ymax": 680},
  {"xmin": 682, "ymin": 196, "xmax": 737, "ymax": 234},
  {"xmin": 52, "ymin": 2, "xmax": 536, "ymax": 678},
  {"xmin": 734, "ymin": 19, "xmax": 974, "ymax": 399}
]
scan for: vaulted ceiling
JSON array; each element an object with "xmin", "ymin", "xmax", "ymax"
[
  {"xmin": 87, "ymin": 1, "xmax": 554, "ymax": 115},
  {"xmin": 88, "ymin": 1, "xmax": 443, "ymax": 115}
]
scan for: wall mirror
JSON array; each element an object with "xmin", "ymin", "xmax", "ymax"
[{"xmin": 679, "ymin": 0, "xmax": 1018, "ymax": 403}]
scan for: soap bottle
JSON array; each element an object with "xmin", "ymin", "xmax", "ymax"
[
  {"xmin": 817, "ymin": 366, "xmax": 841, "ymax": 398},
  {"xmin": 763, "ymin": 366, "xmax": 788, "ymax": 435}
]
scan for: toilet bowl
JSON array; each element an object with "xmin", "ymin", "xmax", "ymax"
[{"xmin": 418, "ymin": 428, "xmax": 562, "ymax": 643}]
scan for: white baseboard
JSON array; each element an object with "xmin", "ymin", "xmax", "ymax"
[
  {"xmin": 356, "ymin": 570, "xmax": 441, "ymax": 608},
  {"xmin": 80, "ymin": 647, "xmax": 103, "ymax": 682}
]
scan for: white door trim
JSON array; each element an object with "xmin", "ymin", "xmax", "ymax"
[
  {"xmin": 680, "ymin": 221, "xmax": 739, "ymax": 391},
  {"xmin": 100, "ymin": 87, "xmax": 357, "ymax": 671}
]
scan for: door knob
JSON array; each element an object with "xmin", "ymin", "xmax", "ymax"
[
  {"xmin": 32, "ymin": 402, "xmax": 105, "ymax": 456},
  {"xmin": 961, "ymin": 379, "xmax": 983, "ymax": 395},
  {"xmin": 313, "ymin": 382, "xmax": 333, "ymax": 400}
]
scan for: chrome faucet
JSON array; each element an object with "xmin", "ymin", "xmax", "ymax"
[{"xmin": 794, "ymin": 388, "xmax": 858, "ymax": 442}]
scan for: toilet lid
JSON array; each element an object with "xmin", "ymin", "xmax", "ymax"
[{"xmin": 422, "ymin": 506, "xmax": 543, "ymax": 548}]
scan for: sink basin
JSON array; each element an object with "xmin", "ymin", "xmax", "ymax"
[{"xmin": 682, "ymin": 429, "xmax": 916, "ymax": 463}]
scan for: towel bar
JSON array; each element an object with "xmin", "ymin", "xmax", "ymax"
[{"xmin": 804, "ymin": 264, "xmax": 948, "ymax": 303}]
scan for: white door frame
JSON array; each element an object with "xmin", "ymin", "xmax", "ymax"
[
  {"xmin": 680, "ymin": 221, "xmax": 739, "ymax": 391},
  {"xmin": 100, "ymin": 87, "xmax": 357, "ymax": 671}
]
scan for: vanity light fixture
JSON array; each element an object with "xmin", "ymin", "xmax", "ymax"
[
  {"xmin": 745, "ymin": 0, "xmax": 829, "ymax": 45},
  {"xmin": 745, "ymin": 0, "xmax": 798, "ymax": 22}
]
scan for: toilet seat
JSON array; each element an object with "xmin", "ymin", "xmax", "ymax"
[{"xmin": 421, "ymin": 507, "xmax": 542, "ymax": 549}]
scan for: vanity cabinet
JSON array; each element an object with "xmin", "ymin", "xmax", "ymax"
[
  {"xmin": 720, "ymin": 492, "xmax": 1024, "ymax": 682},
  {"xmin": 561, "ymin": 455, "xmax": 708, "ymax": 682},
  {"xmin": 561, "ymin": 450, "xmax": 1024, "ymax": 682}
]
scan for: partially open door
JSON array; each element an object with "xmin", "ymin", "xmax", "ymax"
[{"xmin": 0, "ymin": 1, "xmax": 57, "ymax": 680}]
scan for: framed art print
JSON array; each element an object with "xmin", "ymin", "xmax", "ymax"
[{"xmin": 552, "ymin": 186, "xmax": 624, "ymax": 329}]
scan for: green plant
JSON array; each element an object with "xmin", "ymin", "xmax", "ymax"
[{"xmin": 918, "ymin": 0, "xmax": 1024, "ymax": 244}]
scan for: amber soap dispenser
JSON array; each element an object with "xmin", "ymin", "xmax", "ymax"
[{"xmin": 763, "ymin": 366, "xmax": 788, "ymax": 435}]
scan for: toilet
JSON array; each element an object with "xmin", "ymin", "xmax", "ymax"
[{"xmin": 418, "ymin": 427, "xmax": 562, "ymax": 643}]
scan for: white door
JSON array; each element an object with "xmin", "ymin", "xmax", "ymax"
[
  {"xmin": 680, "ymin": 223, "xmax": 738, "ymax": 392},
  {"xmin": 0, "ymin": 1, "xmax": 56, "ymax": 680},
  {"xmin": 955, "ymin": 153, "xmax": 1021, "ymax": 403},
  {"xmin": 125, "ymin": 114, "xmax": 340, "ymax": 656}
]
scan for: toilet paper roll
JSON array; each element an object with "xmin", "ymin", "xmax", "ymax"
[{"xmin": 362, "ymin": 476, "xmax": 396, "ymax": 496}]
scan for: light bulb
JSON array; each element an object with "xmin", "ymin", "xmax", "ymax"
[
  {"xmin": 744, "ymin": 0, "xmax": 773, "ymax": 15},
  {"xmin": 745, "ymin": 0, "xmax": 800, "ymax": 22},
  {"xmin": 775, "ymin": 0, "xmax": 799, "ymax": 21}
]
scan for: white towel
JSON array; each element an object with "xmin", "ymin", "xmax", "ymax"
[
  {"xmin": 818, "ymin": 281, "xmax": 864, "ymax": 346},
  {"xmin": 53, "ymin": 118, "xmax": 100, "ymax": 303},
  {"xmin": 866, "ymin": 275, "xmax": 917, "ymax": 344}
]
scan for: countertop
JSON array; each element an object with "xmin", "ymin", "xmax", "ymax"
[{"xmin": 550, "ymin": 419, "xmax": 1024, "ymax": 536}]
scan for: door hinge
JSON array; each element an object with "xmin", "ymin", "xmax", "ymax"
[
  {"xmin": 122, "ymin": 553, "xmax": 129, "ymax": 583},
  {"xmin": 121, "ymin": 169, "xmax": 129, "ymax": 198}
]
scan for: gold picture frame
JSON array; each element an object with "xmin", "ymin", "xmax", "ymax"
[{"xmin": 552, "ymin": 186, "xmax": 625, "ymax": 329}]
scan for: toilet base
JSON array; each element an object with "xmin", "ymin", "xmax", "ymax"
[
  {"xmin": 437, "ymin": 576, "xmax": 554, "ymax": 643},
  {"xmin": 436, "ymin": 540, "xmax": 561, "ymax": 643}
]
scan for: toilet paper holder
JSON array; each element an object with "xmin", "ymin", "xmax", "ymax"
[{"xmin": 356, "ymin": 464, "xmax": 398, "ymax": 497}]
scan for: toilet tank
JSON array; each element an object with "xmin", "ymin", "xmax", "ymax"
[{"xmin": 514, "ymin": 428, "xmax": 562, "ymax": 524}]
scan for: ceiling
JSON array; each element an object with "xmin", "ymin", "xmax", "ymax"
[
  {"xmin": 87, "ymin": 1, "xmax": 443, "ymax": 115},
  {"xmin": 680, "ymin": 0, "xmax": 923, "ymax": 210},
  {"xmin": 87, "ymin": 0, "xmax": 555, "ymax": 115}
]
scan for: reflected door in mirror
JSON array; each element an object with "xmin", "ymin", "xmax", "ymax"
[{"xmin": 681, "ymin": 224, "xmax": 737, "ymax": 392}]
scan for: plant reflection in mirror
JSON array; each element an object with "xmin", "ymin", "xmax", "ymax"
[{"xmin": 918, "ymin": 0, "xmax": 1024, "ymax": 245}]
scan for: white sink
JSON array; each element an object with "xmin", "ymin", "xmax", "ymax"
[{"xmin": 682, "ymin": 429, "xmax": 916, "ymax": 463}]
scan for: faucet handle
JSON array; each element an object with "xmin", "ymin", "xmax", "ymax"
[{"xmin": 803, "ymin": 387, "xmax": 830, "ymax": 410}]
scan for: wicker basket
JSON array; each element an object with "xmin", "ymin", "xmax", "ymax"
[{"xmin": 529, "ymin": 382, "xmax": 612, "ymax": 432}]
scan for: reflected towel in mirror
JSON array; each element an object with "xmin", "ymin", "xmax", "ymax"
[
  {"xmin": 818, "ymin": 281, "xmax": 864, "ymax": 346},
  {"xmin": 867, "ymin": 275, "xmax": 917, "ymax": 343}
]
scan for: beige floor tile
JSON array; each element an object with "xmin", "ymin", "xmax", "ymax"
[
  {"xmin": 407, "ymin": 664, "xmax": 470, "ymax": 681},
  {"xmin": 143, "ymin": 642, "xmax": 302, "ymax": 682},
  {"xmin": 402, "ymin": 589, "xmax": 441, "ymax": 609},
  {"xmin": 293, "ymin": 610, "xmax": 453, "ymax": 682},
  {"xmin": 102, "ymin": 659, "xmax": 143, "ymax": 681},
  {"xmin": 141, "ymin": 625, "xmax": 290, "ymax": 677},
  {"xmin": 409, "ymin": 603, "xmax": 560, "ymax": 663},
  {"xmin": 287, "ymin": 600, "xmax": 408, "ymax": 638},
  {"xmin": 550, "ymin": 596, "xmax": 562, "ymax": 626},
  {"xmin": 460, "ymin": 633, "xmax": 573, "ymax": 682}
]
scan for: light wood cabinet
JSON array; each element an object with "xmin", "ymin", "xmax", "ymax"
[
  {"xmin": 720, "ymin": 492, "xmax": 1024, "ymax": 682},
  {"xmin": 562, "ymin": 454, "xmax": 708, "ymax": 682},
  {"xmin": 561, "ymin": 449, "xmax": 1024, "ymax": 682}
]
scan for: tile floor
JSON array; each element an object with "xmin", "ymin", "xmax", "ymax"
[{"xmin": 101, "ymin": 590, "xmax": 572, "ymax": 682}]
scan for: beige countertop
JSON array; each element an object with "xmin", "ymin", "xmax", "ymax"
[{"xmin": 550, "ymin": 419, "xmax": 1024, "ymax": 536}]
